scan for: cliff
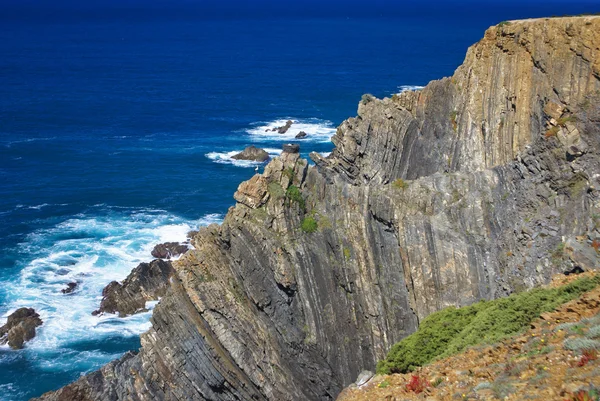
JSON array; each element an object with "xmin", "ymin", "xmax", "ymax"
[{"xmin": 35, "ymin": 16, "xmax": 600, "ymax": 401}]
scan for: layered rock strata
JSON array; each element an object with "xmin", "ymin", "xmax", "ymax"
[
  {"xmin": 36, "ymin": 17, "xmax": 600, "ymax": 401},
  {"xmin": 92, "ymin": 259, "xmax": 174, "ymax": 317}
]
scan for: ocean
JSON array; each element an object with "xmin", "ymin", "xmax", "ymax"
[{"xmin": 1, "ymin": 2, "xmax": 598, "ymax": 399}]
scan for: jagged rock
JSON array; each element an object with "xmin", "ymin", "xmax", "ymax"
[
  {"xmin": 92, "ymin": 259, "xmax": 174, "ymax": 317},
  {"xmin": 151, "ymin": 242, "xmax": 189, "ymax": 259},
  {"xmin": 233, "ymin": 174, "xmax": 269, "ymax": 209},
  {"xmin": 35, "ymin": 17, "xmax": 600, "ymax": 401},
  {"xmin": 295, "ymin": 131, "xmax": 307, "ymax": 139},
  {"xmin": 61, "ymin": 282, "xmax": 77, "ymax": 294},
  {"xmin": 0, "ymin": 308, "xmax": 43, "ymax": 349},
  {"xmin": 277, "ymin": 120, "xmax": 293, "ymax": 134},
  {"xmin": 282, "ymin": 143, "xmax": 300, "ymax": 153},
  {"xmin": 231, "ymin": 146, "xmax": 270, "ymax": 162}
]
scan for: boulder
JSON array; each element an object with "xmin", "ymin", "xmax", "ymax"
[
  {"xmin": 151, "ymin": 242, "xmax": 189, "ymax": 259},
  {"xmin": 282, "ymin": 143, "xmax": 300, "ymax": 154},
  {"xmin": 61, "ymin": 282, "xmax": 78, "ymax": 294},
  {"xmin": 295, "ymin": 131, "xmax": 307, "ymax": 139},
  {"xmin": 92, "ymin": 259, "xmax": 174, "ymax": 317},
  {"xmin": 231, "ymin": 146, "xmax": 270, "ymax": 162},
  {"xmin": 0, "ymin": 308, "xmax": 43, "ymax": 349}
]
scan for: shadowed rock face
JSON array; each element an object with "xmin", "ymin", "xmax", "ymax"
[
  {"xmin": 35, "ymin": 17, "xmax": 600, "ymax": 401},
  {"xmin": 0, "ymin": 308, "xmax": 43, "ymax": 349},
  {"xmin": 151, "ymin": 242, "xmax": 189, "ymax": 259},
  {"xmin": 92, "ymin": 259, "xmax": 174, "ymax": 317}
]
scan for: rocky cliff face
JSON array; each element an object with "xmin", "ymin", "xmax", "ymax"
[{"xmin": 35, "ymin": 16, "xmax": 600, "ymax": 401}]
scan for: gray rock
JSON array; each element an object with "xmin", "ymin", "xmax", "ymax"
[
  {"xmin": 295, "ymin": 131, "xmax": 307, "ymax": 139},
  {"xmin": 151, "ymin": 242, "xmax": 189, "ymax": 259},
  {"xmin": 231, "ymin": 146, "xmax": 270, "ymax": 162},
  {"xmin": 92, "ymin": 259, "xmax": 173, "ymax": 317},
  {"xmin": 282, "ymin": 143, "xmax": 300, "ymax": 154},
  {"xmin": 354, "ymin": 370, "xmax": 374, "ymax": 387},
  {"xmin": 277, "ymin": 120, "xmax": 293, "ymax": 134}
]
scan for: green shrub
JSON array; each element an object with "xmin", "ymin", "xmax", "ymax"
[
  {"xmin": 497, "ymin": 21, "xmax": 512, "ymax": 27},
  {"xmin": 283, "ymin": 167, "xmax": 295, "ymax": 182},
  {"xmin": 392, "ymin": 179, "xmax": 409, "ymax": 190},
  {"xmin": 301, "ymin": 216, "xmax": 318, "ymax": 233},
  {"xmin": 377, "ymin": 276, "xmax": 600, "ymax": 374},
  {"xmin": 286, "ymin": 185, "xmax": 305, "ymax": 210}
]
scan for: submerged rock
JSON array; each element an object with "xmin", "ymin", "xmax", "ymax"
[
  {"xmin": 92, "ymin": 259, "xmax": 174, "ymax": 317},
  {"xmin": 61, "ymin": 282, "xmax": 78, "ymax": 294},
  {"xmin": 231, "ymin": 146, "xmax": 270, "ymax": 162},
  {"xmin": 151, "ymin": 242, "xmax": 189, "ymax": 259},
  {"xmin": 0, "ymin": 308, "xmax": 43, "ymax": 349}
]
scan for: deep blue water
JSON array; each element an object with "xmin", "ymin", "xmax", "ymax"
[{"xmin": 1, "ymin": 2, "xmax": 599, "ymax": 399}]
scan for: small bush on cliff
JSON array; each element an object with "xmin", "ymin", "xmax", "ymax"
[
  {"xmin": 361, "ymin": 93, "xmax": 375, "ymax": 105},
  {"xmin": 286, "ymin": 185, "xmax": 305, "ymax": 210},
  {"xmin": 377, "ymin": 276, "xmax": 600, "ymax": 374},
  {"xmin": 393, "ymin": 179, "xmax": 409, "ymax": 190},
  {"xmin": 301, "ymin": 216, "xmax": 318, "ymax": 233}
]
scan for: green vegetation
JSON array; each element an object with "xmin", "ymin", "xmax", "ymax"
[
  {"xmin": 376, "ymin": 276, "xmax": 600, "ymax": 374},
  {"xmin": 378, "ymin": 380, "xmax": 390, "ymax": 389},
  {"xmin": 557, "ymin": 115, "xmax": 577, "ymax": 126},
  {"xmin": 392, "ymin": 179, "xmax": 409, "ymax": 190},
  {"xmin": 361, "ymin": 93, "xmax": 375, "ymax": 105},
  {"xmin": 283, "ymin": 167, "xmax": 295, "ymax": 182},
  {"xmin": 450, "ymin": 110, "xmax": 458, "ymax": 132},
  {"xmin": 544, "ymin": 126, "xmax": 560, "ymax": 138},
  {"xmin": 497, "ymin": 21, "xmax": 512, "ymax": 27},
  {"xmin": 286, "ymin": 185, "xmax": 305, "ymax": 210},
  {"xmin": 267, "ymin": 182, "xmax": 285, "ymax": 200},
  {"xmin": 301, "ymin": 216, "xmax": 318, "ymax": 233},
  {"xmin": 343, "ymin": 247, "xmax": 351, "ymax": 260}
]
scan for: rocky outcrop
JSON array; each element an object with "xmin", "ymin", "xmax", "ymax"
[
  {"xmin": 296, "ymin": 131, "xmax": 308, "ymax": 139},
  {"xmin": 151, "ymin": 242, "xmax": 189, "ymax": 259},
  {"xmin": 35, "ymin": 17, "xmax": 600, "ymax": 401},
  {"xmin": 232, "ymin": 146, "xmax": 270, "ymax": 162},
  {"xmin": 92, "ymin": 259, "xmax": 174, "ymax": 317},
  {"xmin": 61, "ymin": 282, "xmax": 78, "ymax": 294},
  {"xmin": 276, "ymin": 120, "xmax": 294, "ymax": 134},
  {"xmin": 0, "ymin": 308, "xmax": 43, "ymax": 349}
]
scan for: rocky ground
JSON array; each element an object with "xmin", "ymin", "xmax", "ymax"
[{"xmin": 338, "ymin": 273, "xmax": 600, "ymax": 401}]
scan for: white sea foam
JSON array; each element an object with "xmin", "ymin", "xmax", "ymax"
[
  {"xmin": 396, "ymin": 85, "xmax": 425, "ymax": 94},
  {"xmin": 0, "ymin": 209, "xmax": 222, "ymax": 364},
  {"xmin": 246, "ymin": 118, "xmax": 336, "ymax": 143},
  {"xmin": 206, "ymin": 148, "xmax": 282, "ymax": 168}
]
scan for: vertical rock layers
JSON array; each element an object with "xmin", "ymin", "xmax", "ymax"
[{"xmin": 35, "ymin": 17, "xmax": 600, "ymax": 401}]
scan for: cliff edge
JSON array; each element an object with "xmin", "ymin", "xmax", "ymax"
[{"xmin": 35, "ymin": 16, "xmax": 600, "ymax": 401}]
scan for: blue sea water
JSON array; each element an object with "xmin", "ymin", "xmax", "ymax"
[{"xmin": 1, "ymin": 2, "xmax": 599, "ymax": 400}]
